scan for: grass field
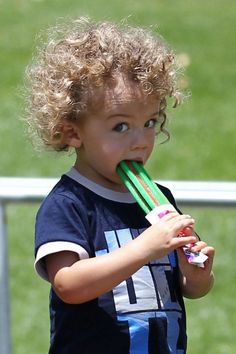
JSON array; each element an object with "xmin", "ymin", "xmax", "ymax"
[{"xmin": 1, "ymin": 0, "xmax": 236, "ymax": 353}]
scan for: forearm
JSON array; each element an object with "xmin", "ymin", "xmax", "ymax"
[
  {"xmin": 52, "ymin": 236, "xmax": 148, "ymax": 304},
  {"xmin": 48, "ymin": 214, "xmax": 197, "ymax": 304},
  {"xmin": 180, "ymin": 270, "xmax": 215, "ymax": 299}
]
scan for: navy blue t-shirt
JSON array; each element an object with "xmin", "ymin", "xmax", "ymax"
[{"xmin": 35, "ymin": 168, "xmax": 187, "ymax": 354}]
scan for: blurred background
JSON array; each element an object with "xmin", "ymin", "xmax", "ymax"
[{"xmin": 0, "ymin": 0, "xmax": 235, "ymax": 353}]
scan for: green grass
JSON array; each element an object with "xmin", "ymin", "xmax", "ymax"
[
  {"xmin": 8, "ymin": 204, "xmax": 49, "ymax": 354},
  {"xmin": 185, "ymin": 207, "xmax": 236, "ymax": 354},
  {"xmin": 1, "ymin": 0, "xmax": 236, "ymax": 353}
]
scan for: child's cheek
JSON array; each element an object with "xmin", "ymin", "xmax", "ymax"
[{"xmin": 102, "ymin": 140, "xmax": 124, "ymax": 157}]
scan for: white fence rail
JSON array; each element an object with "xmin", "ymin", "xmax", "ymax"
[
  {"xmin": 1, "ymin": 177, "xmax": 236, "ymax": 354},
  {"xmin": 0, "ymin": 177, "xmax": 236, "ymax": 206}
]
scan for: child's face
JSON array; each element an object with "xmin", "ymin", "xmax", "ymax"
[{"xmin": 72, "ymin": 77, "xmax": 161, "ymax": 191}]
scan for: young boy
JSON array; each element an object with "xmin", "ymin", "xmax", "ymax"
[{"xmin": 25, "ymin": 17, "xmax": 215, "ymax": 354}]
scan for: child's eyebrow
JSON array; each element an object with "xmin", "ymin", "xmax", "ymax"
[
  {"xmin": 107, "ymin": 113, "xmax": 131, "ymax": 119},
  {"xmin": 107, "ymin": 111, "xmax": 159, "ymax": 120}
]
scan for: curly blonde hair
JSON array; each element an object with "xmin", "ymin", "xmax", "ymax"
[{"xmin": 24, "ymin": 17, "xmax": 182, "ymax": 151}]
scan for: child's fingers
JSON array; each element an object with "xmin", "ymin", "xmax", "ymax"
[
  {"xmin": 172, "ymin": 235, "xmax": 198, "ymax": 249},
  {"xmin": 201, "ymin": 246, "xmax": 215, "ymax": 257},
  {"xmin": 170, "ymin": 214, "xmax": 195, "ymax": 233},
  {"xmin": 201, "ymin": 246, "xmax": 215, "ymax": 270},
  {"xmin": 189, "ymin": 242, "xmax": 215, "ymax": 258},
  {"xmin": 197, "ymin": 245, "xmax": 215, "ymax": 264},
  {"xmin": 161, "ymin": 212, "xmax": 194, "ymax": 225},
  {"xmin": 159, "ymin": 211, "xmax": 182, "ymax": 220},
  {"xmin": 189, "ymin": 241, "xmax": 207, "ymax": 252},
  {"xmin": 156, "ymin": 213, "xmax": 196, "ymax": 239}
]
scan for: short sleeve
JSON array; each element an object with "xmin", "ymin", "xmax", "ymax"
[
  {"xmin": 35, "ymin": 241, "xmax": 89, "ymax": 281},
  {"xmin": 34, "ymin": 192, "xmax": 92, "ymax": 280},
  {"xmin": 35, "ymin": 193, "xmax": 91, "ymax": 252}
]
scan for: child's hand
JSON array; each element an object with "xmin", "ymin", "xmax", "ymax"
[
  {"xmin": 177, "ymin": 239, "xmax": 215, "ymax": 298},
  {"xmin": 140, "ymin": 212, "xmax": 198, "ymax": 262}
]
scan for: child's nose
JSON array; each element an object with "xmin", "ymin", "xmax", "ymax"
[{"xmin": 130, "ymin": 130, "xmax": 148, "ymax": 150}]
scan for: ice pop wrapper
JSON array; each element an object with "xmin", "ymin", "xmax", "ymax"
[{"xmin": 117, "ymin": 161, "xmax": 208, "ymax": 267}]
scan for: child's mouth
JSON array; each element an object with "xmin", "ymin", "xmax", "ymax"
[{"xmin": 122, "ymin": 159, "xmax": 144, "ymax": 167}]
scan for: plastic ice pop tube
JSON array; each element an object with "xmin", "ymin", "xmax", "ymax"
[{"xmin": 117, "ymin": 161, "xmax": 208, "ymax": 267}]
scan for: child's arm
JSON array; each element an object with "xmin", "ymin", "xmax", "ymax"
[
  {"xmin": 177, "ymin": 240, "xmax": 215, "ymax": 299},
  {"xmin": 46, "ymin": 212, "xmax": 197, "ymax": 304}
]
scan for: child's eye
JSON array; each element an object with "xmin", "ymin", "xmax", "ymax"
[
  {"xmin": 145, "ymin": 118, "xmax": 157, "ymax": 128},
  {"xmin": 113, "ymin": 122, "xmax": 129, "ymax": 133}
]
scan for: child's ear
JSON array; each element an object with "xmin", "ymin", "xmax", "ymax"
[{"xmin": 60, "ymin": 122, "xmax": 82, "ymax": 148}]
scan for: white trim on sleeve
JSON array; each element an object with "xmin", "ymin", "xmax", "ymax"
[{"xmin": 34, "ymin": 241, "xmax": 89, "ymax": 282}]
